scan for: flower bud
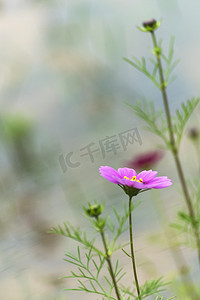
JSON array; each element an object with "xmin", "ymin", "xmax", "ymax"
[
  {"xmin": 139, "ymin": 19, "xmax": 160, "ymax": 32},
  {"xmin": 85, "ymin": 203, "xmax": 104, "ymax": 218},
  {"xmin": 142, "ymin": 19, "xmax": 157, "ymax": 29},
  {"xmin": 188, "ymin": 127, "xmax": 199, "ymax": 140}
]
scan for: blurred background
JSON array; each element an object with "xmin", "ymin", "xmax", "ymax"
[{"xmin": 1, "ymin": 0, "xmax": 200, "ymax": 299}]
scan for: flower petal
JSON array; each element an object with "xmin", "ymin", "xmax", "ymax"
[
  {"xmin": 117, "ymin": 167, "xmax": 136, "ymax": 179},
  {"xmin": 99, "ymin": 166, "xmax": 120, "ymax": 184},
  {"xmin": 99, "ymin": 166, "xmax": 172, "ymax": 194},
  {"xmin": 144, "ymin": 177, "xmax": 172, "ymax": 188},
  {"xmin": 137, "ymin": 170, "xmax": 158, "ymax": 182}
]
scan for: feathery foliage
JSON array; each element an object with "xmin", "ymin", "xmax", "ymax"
[
  {"xmin": 49, "ymin": 222, "xmax": 104, "ymax": 256},
  {"xmin": 126, "ymin": 96, "xmax": 200, "ymax": 152},
  {"xmin": 63, "ymin": 246, "xmax": 123, "ymax": 300},
  {"xmin": 120, "ymin": 277, "xmax": 170, "ymax": 300},
  {"xmin": 125, "ymin": 32, "xmax": 200, "ymax": 152},
  {"xmin": 155, "ymin": 297, "xmax": 176, "ymax": 300},
  {"xmin": 171, "ymin": 178, "xmax": 200, "ymax": 248},
  {"xmin": 50, "ymin": 202, "xmax": 141, "ymax": 300},
  {"xmin": 173, "ymin": 97, "xmax": 200, "ymax": 150},
  {"xmin": 126, "ymin": 99, "xmax": 169, "ymax": 147},
  {"xmin": 124, "ymin": 36, "xmax": 179, "ymax": 90}
]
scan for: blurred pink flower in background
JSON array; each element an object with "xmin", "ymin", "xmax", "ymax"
[{"xmin": 125, "ymin": 150, "xmax": 164, "ymax": 171}]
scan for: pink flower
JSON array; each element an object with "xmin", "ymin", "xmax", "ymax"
[
  {"xmin": 99, "ymin": 166, "xmax": 172, "ymax": 197},
  {"xmin": 125, "ymin": 150, "xmax": 164, "ymax": 171}
]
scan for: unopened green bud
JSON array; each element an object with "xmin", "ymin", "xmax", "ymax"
[
  {"xmin": 153, "ymin": 46, "xmax": 162, "ymax": 55},
  {"xmin": 86, "ymin": 203, "xmax": 104, "ymax": 218},
  {"xmin": 107, "ymin": 249, "xmax": 112, "ymax": 257}
]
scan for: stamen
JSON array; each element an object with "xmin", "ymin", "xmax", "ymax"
[{"xmin": 124, "ymin": 175, "xmax": 143, "ymax": 183}]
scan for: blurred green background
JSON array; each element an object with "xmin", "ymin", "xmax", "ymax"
[{"xmin": 1, "ymin": 0, "xmax": 200, "ymax": 299}]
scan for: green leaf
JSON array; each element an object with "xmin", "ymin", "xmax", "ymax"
[
  {"xmin": 63, "ymin": 247, "xmax": 118, "ymax": 300},
  {"xmin": 173, "ymin": 97, "xmax": 200, "ymax": 150},
  {"xmin": 124, "ymin": 57, "xmax": 160, "ymax": 88},
  {"xmin": 126, "ymin": 99, "xmax": 169, "ymax": 147},
  {"xmin": 136, "ymin": 277, "xmax": 170, "ymax": 300},
  {"xmin": 120, "ymin": 277, "xmax": 169, "ymax": 300},
  {"xmin": 49, "ymin": 222, "xmax": 104, "ymax": 256}
]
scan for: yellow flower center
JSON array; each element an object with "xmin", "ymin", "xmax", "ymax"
[{"xmin": 124, "ymin": 176, "xmax": 143, "ymax": 183}]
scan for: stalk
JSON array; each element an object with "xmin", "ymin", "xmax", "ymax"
[
  {"xmin": 96, "ymin": 216, "xmax": 122, "ymax": 300},
  {"xmin": 150, "ymin": 30, "xmax": 200, "ymax": 266},
  {"xmin": 129, "ymin": 196, "xmax": 141, "ymax": 299}
]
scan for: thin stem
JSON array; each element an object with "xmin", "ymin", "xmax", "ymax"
[
  {"xmin": 150, "ymin": 31, "xmax": 200, "ymax": 266},
  {"xmin": 129, "ymin": 196, "xmax": 141, "ymax": 299},
  {"xmin": 96, "ymin": 217, "xmax": 121, "ymax": 300}
]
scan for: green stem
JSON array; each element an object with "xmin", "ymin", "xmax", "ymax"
[
  {"xmin": 150, "ymin": 31, "xmax": 200, "ymax": 266},
  {"xmin": 97, "ymin": 217, "xmax": 121, "ymax": 300},
  {"xmin": 129, "ymin": 196, "xmax": 141, "ymax": 299}
]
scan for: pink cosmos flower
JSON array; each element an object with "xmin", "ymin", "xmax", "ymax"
[{"xmin": 99, "ymin": 166, "xmax": 172, "ymax": 197}]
